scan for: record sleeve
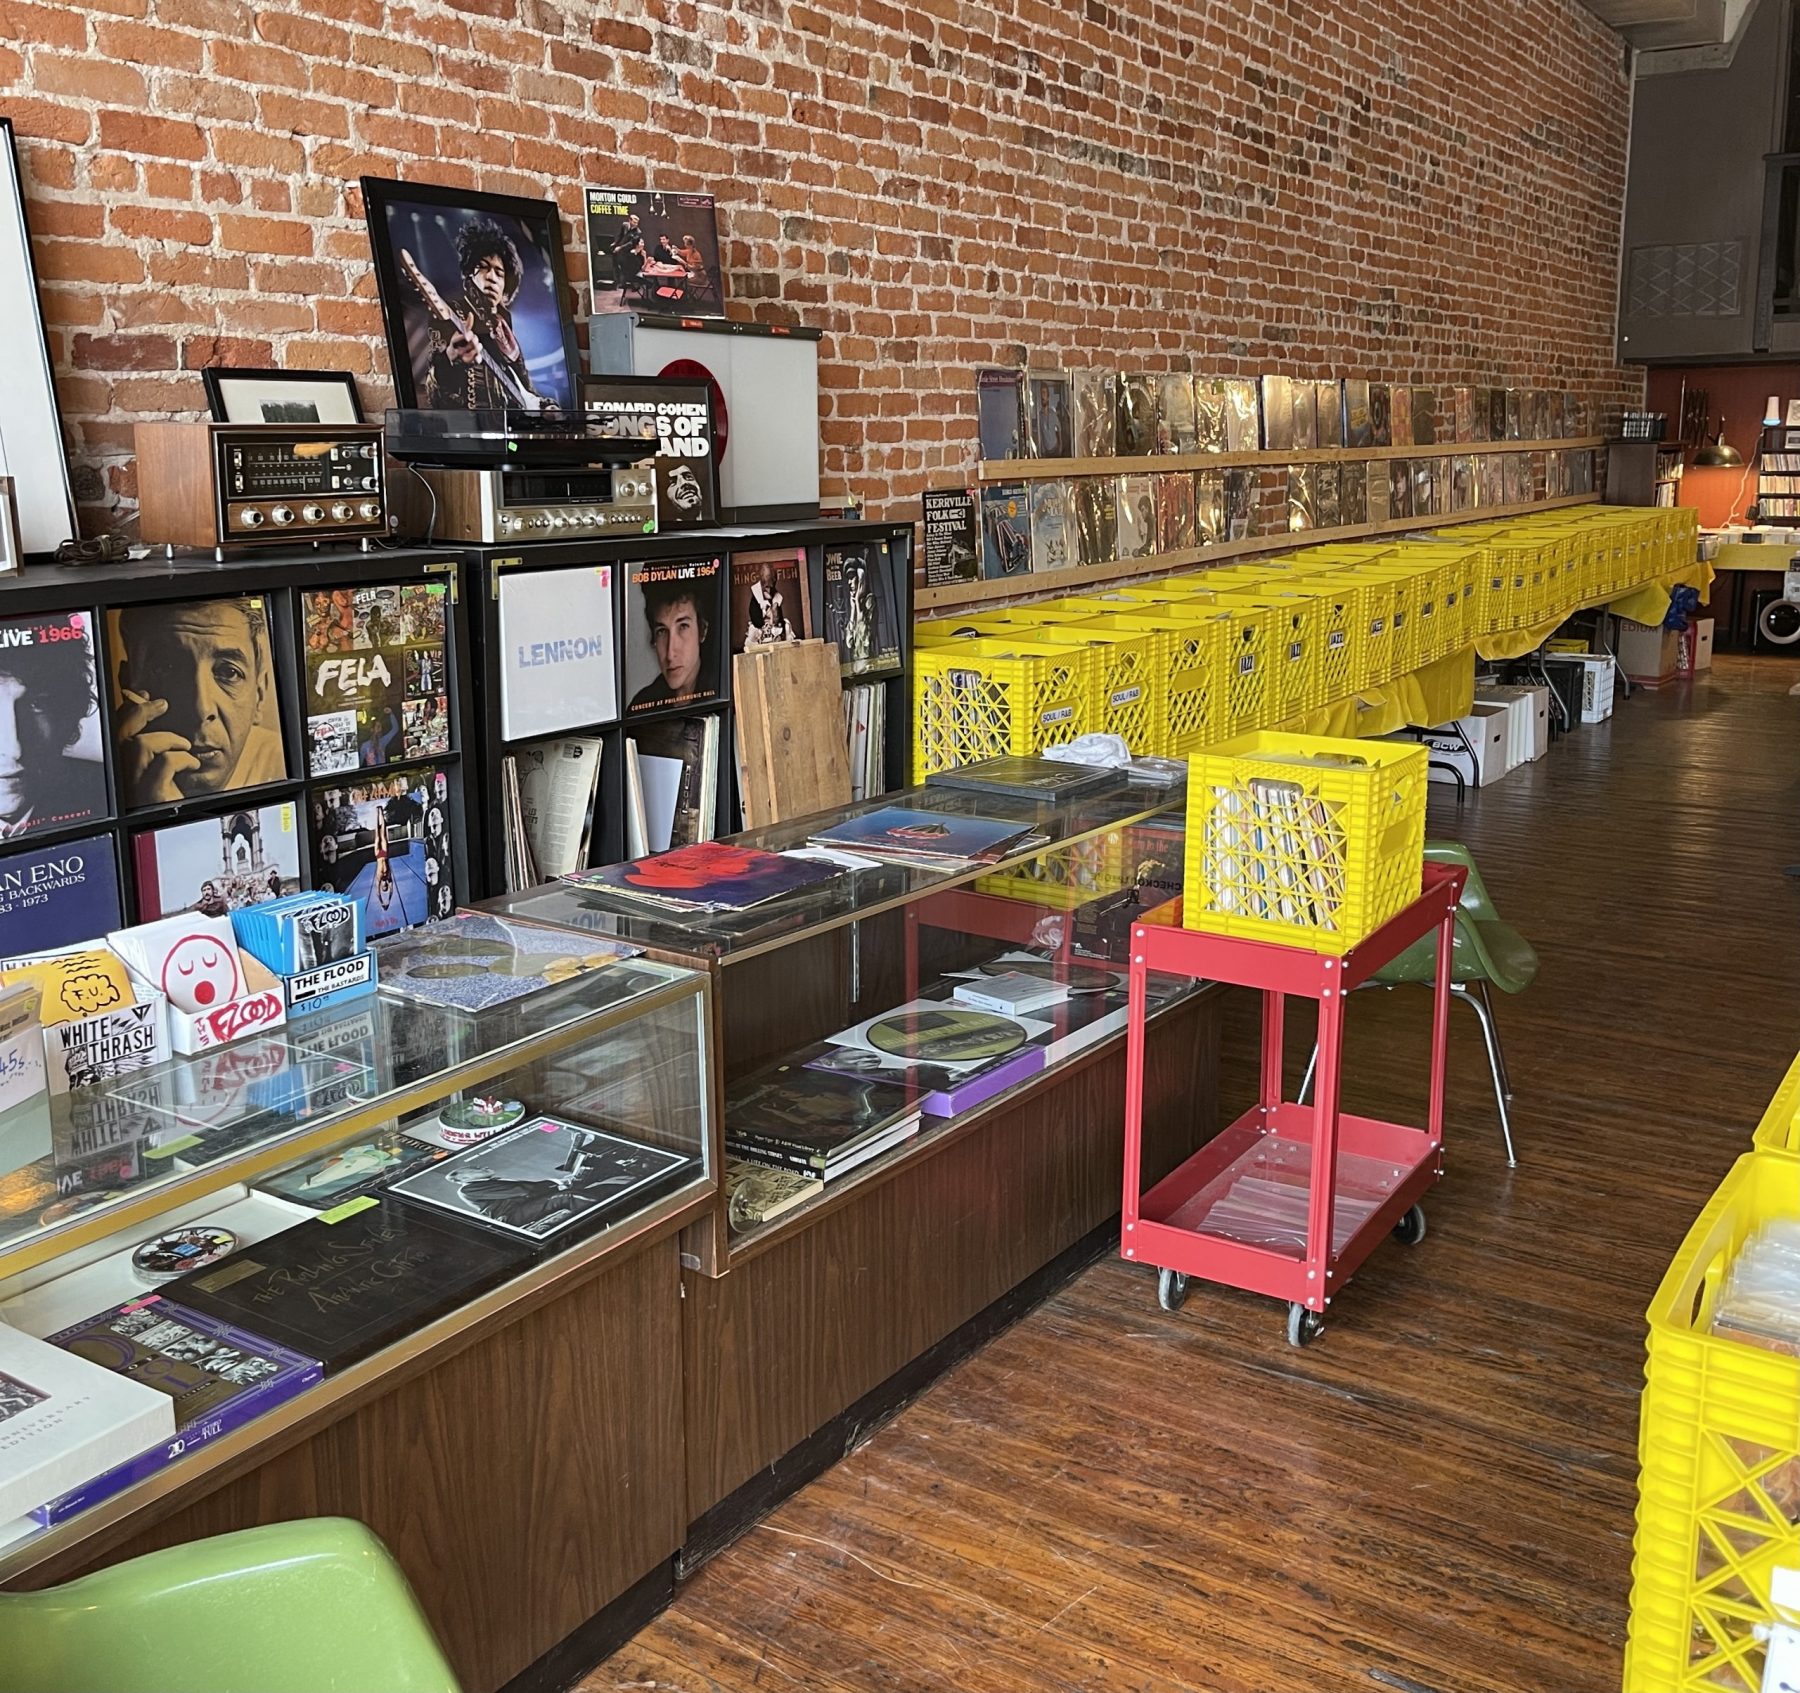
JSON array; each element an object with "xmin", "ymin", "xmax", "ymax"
[
  {"xmin": 0, "ymin": 608, "xmax": 106, "ymax": 844},
  {"xmin": 1340, "ymin": 462, "xmax": 1368, "ymax": 526},
  {"xmin": 1154, "ymin": 374, "xmax": 1196, "ymax": 454},
  {"xmin": 568, "ymin": 840, "xmax": 840, "ymax": 913},
  {"xmin": 1390, "ymin": 384, "xmax": 1413, "ymax": 448},
  {"xmin": 807, "ymin": 806, "xmax": 1034, "ymax": 866},
  {"xmin": 822, "ymin": 542, "xmax": 901, "ymax": 677},
  {"xmin": 725, "ymin": 1157, "xmax": 817, "ymax": 1232},
  {"xmin": 497, "ymin": 566, "xmax": 617, "ymax": 740},
  {"xmin": 1411, "ymin": 388, "xmax": 1437, "ymax": 447},
  {"xmin": 922, "ymin": 488, "xmax": 980, "ymax": 588},
  {"xmin": 1387, "ymin": 459, "xmax": 1412, "ymax": 521},
  {"xmin": 629, "ymin": 714, "xmax": 715, "ymax": 849},
  {"xmin": 258, "ymin": 1126, "xmax": 448, "ymax": 1210},
  {"xmin": 1315, "ymin": 380, "xmax": 1343, "ymax": 448},
  {"xmin": 728, "ymin": 548, "xmax": 808, "ymax": 653},
  {"xmin": 725, "ymin": 1051, "xmax": 920, "ymax": 1163},
  {"xmin": 1488, "ymin": 388, "xmax": 1508, "ymax": 442},
  {"xmin": 924, "ymin": 756, "xmax": 1122, "ymax": 803},
  {"xmin": 1451, "ymin": 454, "xmax": 1476, "ymax": 512},
  {"xmin": 107, "ymin": 596, "xmax": 286, "ymax": 811},
  {"xmin": 1287, "ymin": 467, "xmax": 1316, "ymax": 533},
  {"xmin": 1195, "ymin": 470, "xmax": 1225, "ymax": 545},
  {"xmin": 976, "ymin": 367, "xmax": 1025, "ymax": 462},
  {"xmin": 1259, "ymin": 377, "xmax": 1293, "ymax": 451},
  {"xmin": 1342, "ymin": 379, "xmax": 1373, "ymax": 449},
  {"xmin": 1482, "ymin": 454, "xmax": 1505, "ymax": 507},
  {"xmin": 1192, "ymin": 379, "xmax": 1228, "ymax": 452},
  {"xmin": 1289, "ymin": 381, "xmax": 1318, "ymax": 449},
  {"xmin": 1471, "ymin": 386, "xmax": 1493, "ymax": 442},
  {"xmin": 1410, "ymin": 458, "xmax": 1436, "ymax": 518},
  {"xmin": 979, "ymin": 485, "xmax": 1033, "ymax": 579},
  {"xmin": 1368, "ymin": 383, "xmax": 1392, "ymax": 448},
  {"xmin": 1364, "ymin": 465, "xmax": 1391, "ymax": 526},
  {"xmin": 584, "ymin": 185, "xmax": 723, "ymax": 317},
  {"xmin": 132, "ymin": 804, "xmax": 301, "ymax": 923},
  {"xmin": 1222, "ymin": 380, "xmax": 1260, "ymax": 452},
  {"xmin": 1315, "ymin": 463, "xmax": 1341, "ymax": 529},
  {"xmin": 1025, "ymin": 370, "xmax": 1072, "ymax": 459},
  {"xmin": 1452, "ymin": 386, "xmax": 1475, "ymax": 444},
  {"xmin": 1073, "ymin": 477, "xmax": 1116, "ymax": 567},
  {"xmin": 1115, "ymin": 475, "xmax": 1156, "ymax": 560},
  {"xmin": 1549, "ymin": 391, "xmax": 1567, "ymax": 439},
  {"xmin": 1530, "ymin": 389, "xmax": 1551, "ymax": 439},
  {"xmin": 167, "ymin": 1200, "xmax": 531, "ymax": 1373},
  {"xmin": 308, "ymin": 763, "xmax": 453, "ymax": 934},
  {"xmin": 1154, "ymin": 472, "xmax": 1196, "ymax": 552},
  {"xmin": 0, "ymin": 832, "xmax": 120, "ymax": 953},
  {"xmin": 1070, "ymin": 369, "xmax": 1117, "ymax": 458},
  {"xmin": 1030, "ymin": 480, "xmax": 1074, "ymax": 574},
  {"xmin": 302, "ymin": 583, "xmax": 449, "ymax": 777},
  {"xmin": 374, "ymin": 911, "xmax": 638, "ymax": 1013},
  {"xmin": 1117, "ymin": 373, "xmax": 1157, "ymax": 457},
  {"xmin": 623, "ymin": 557, "xmax": 724, "ymax": 717},
  {"xmin": 1504, "ymin": 388, "xmax": 1523, "ymax": 441}
]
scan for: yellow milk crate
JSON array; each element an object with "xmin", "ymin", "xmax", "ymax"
[
  {"xmin": 1346, "ymin": 565, "xmax": 1421, "ymax": 675},
  {"xmin": 1185, "ymin": 591, "xmax": 1275, "ymax": 731},
  {"xmin": 1181, "ymin": 731, "xmax": 1428, "ymax": 954},
  {"xmin": 915, "ymin": 615, "xmax": 1033, "ymax": 646},
  {"xmin": 1103, "ymin": 603, "xmax": 1229, "ymax": 754},
  {"xmin": 974, "ymin": 827, "xmax": 1128, "ymax": 911},
  {"xmin": 913, "ymin": 637, "xmax": 1097, "ymax": 774},
  {"xmin": 1750, "ymin": 1050, "xmax": 1800, "ymax": 1156},
  {"xmin": 1284, "ymin": 575, "xmax": 1370, "ymax": 704},
  {"xmin": 1217, "ymin": 591, "xmax": 1323, "ymax": 720},
  {"xmin": 1624, "ymin": 1149, "xmax": 1800, "ymax": 1693},
  {"xmin": 1027, "ymin": 620, "xmax": 1169, "ymax": 755}
]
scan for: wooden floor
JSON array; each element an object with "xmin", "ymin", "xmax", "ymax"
[{"xmin": 587, "ymin": 655, "xmax": 1800, "ymax": 1693}]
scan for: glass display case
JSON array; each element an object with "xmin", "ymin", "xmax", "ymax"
[
  {"xmin": 0, "ymin": 952, "xmax": 711, "ymax": 1572},
  {"xmin": 495, "ymin": 778, "xmax": 1193, "ymax": 1266}
]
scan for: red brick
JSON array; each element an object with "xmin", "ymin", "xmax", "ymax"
[
  {"xmin": 258, "ymin": 91, "xmax": 351, "ymax": 137},
  {"xmin": 216, "ymin": 214, "xmax": 314, "ymax": 256},
  {"xmin": 72, "ymin": 332, "xmax": 177, "ymax": 370},
  {"xmin": 31, "ymin": 199, "xmax": 103, "ymax": 238},
  {"xmin": 591, "ymin": 17, "xmax": 652, "ymax": 52},
  {"xmin": 351, "ymin": 31, "xmax": 436, "ymax": 77},
  {"xmin": 212, "ymin": 39, "xmax": 306, "ymax": 88},
  {"xmin": 0, "ymin": 2, "xmax": 86, "ymax": 50},
  {"xmin": 210, "ymin": 128, "xmax": 307, "ymax": 172},
  {"xmin": 285, "ymin": 336, "xmax": 373, "ymax": 372},
  {"xmin": 110, "ymin": 205, "xmax": 212, "ymax": 244},
  {"xmin": 181, "ymin": 334, "xmax": 274, "ymax": 369},
  {"xmin": 97, "ymin": 111, "xmax": 203, "ymax": 159},
  {"xmin": 35, "ymin": 239, "xmax": 146, "ymax": 283},
  {"xmin": 255, "ymin": 9, "xmax": 350, "ymax": 58},
  {"xmin": 94, "ymin": 19, "xmax": 205, "ymax": 68}
]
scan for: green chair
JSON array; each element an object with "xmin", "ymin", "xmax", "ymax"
[
  {"xmin": 1301, "ymin": 841, "xmax": 1537, "ymax": 1165},
  {"xmin": 0, "ymin": 1518, "xmax": 461, "ymax": 1693}
]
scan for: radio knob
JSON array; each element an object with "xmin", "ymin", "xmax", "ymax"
[
  {"xmin": 361, "ymin": 444, "xmax": 378, "ymax": 459},
  {"xmin": 552, "ymin": 516, "xmax": 567, "ymax": 530},
  {"xmin": 498, "ymin": 515, "xmax": 517, "ymax": 532},
  {"xmin": 359, "ymin": 502, "xmax": 381, "ymax": 522},
  {"xmin": 240, "ymin": 507, "xmax": 265, "ymax": 528},
  {"xmin": 331, "ymin": 502, "xmax": 353, "ymax": 521},
  {"xmin": 361, "ymin": 475, "xmax": 379, "ymax": 490},
  {"xmin": 270, "ymin": 506, "xmax": 294, "ymax": 526},
  {"xmin": 301, "ymin": 504, "xmax": 324, "ymax": 523}
]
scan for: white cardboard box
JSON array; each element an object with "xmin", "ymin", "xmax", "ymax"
[
  {"xmin": 1475, "ymin": 685, "xmax": 1550, "ymax": 764},
  {"xmin": 1422, "ymin": 705, "xmax": 1510, "ymax": 787}
]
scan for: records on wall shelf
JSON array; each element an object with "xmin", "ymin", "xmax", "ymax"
[
  {"xmin": 821, "ymin": 541, "xmax": 901, "ymax": 676},
  {"xmin": 1223, "ymin": 468, "xmax": 1255, "ymax": 540},
  {"xmin": 1030, "ymin": 480, "xmax": 1074, "ymax": 574},
  {"xmin": 1222, "ymin": 379, "xmax": 1260, "ymax": 453},
  {"xmin": 301, "ymin": 583, "xmax": 448, "ymax": 778},
  {"xmin": 1315, "ymin": 380, "xmax": 1343, "ymax": 449},
  {"xmin": 1412, "ymin": 388, "xmax": 1437, "ymax": 447},
  {"xmin": 1342, "ymin": 380, "xmax": 1373, "ymax": 449},
  {"xmin": 1410, "ymin": 458, "xmax": 1436, "ymax": 519},
  {"xmin": 0, "ymin": 608, "xmax": 106, "ymax": 845},
  {"xmin": 0, "ymin": 832, "xmax": 121, "ymax": 954},
  {"xmin": 1155, "ymin": 374, "xmax": 1196, "ymax": 454},
  {"xmin": 979, "ymin": 485, "xmax": 1032, "ymax": 580},
  {"xmin": 921, "ymin": 489, "xmax": 979, "ymax": 588},
  {"xmin": 1451, "ymin": 454, "xmax": 1476, "ymax": 512},
  {"xmin": 1073, "ymin": 476, "xmax": 1116, "ymax": 567},
  {"xmin": 1365, "ymin": 463, "xmax": 1391, "ymax": 526},
  {"xmin": 1504, "ymin": 388, "xmax": 1523, "ymax": 441},
  {"xmin": 1287, "ymin": 466, "xmax": 1316, "ymax": 533},
  {"xmin": 133, "ymin": 803, "xmax": 301, "ymax": 923},
  {"xmin": 1193, "ymin": 379, "xmax": 1228, "ymax": 453},
  {"xmin": 497, "ymin": 566, "xmax": 616, "ymax": 742},
  {"xmin": 1117, "ymin": 372, "xmax": 1157, "ymax": 457},
  {"xmin": 843, "ymin": 682, "xmax": 887, "ymax": 804},
  {"xmin": 1315, "ymin": 463, "xmax": 1341, "ymax": 530},
  {"xmin": 583, "ymin": 184, "xmax": 723, "ymax": 318},
  {"xmin": 1369, "ymin": 382, "xmax": 1392, "ymax": 448},
  {"xmin": 1390, "ymin": 384, "xmax": 1414, "ymax": 448},
  {"xmin": 728, "ymin": 548, "xmax": 809, "ymax": 653},
  {"xmin": 1154, "ymin": 472, "xmax": 1196, "ymax": 552},
  {"xmin": 623, "ymin": 556, "xmax": 724, "ymax": 716},
  {"xmin": 1387, "ymin": 459, "xmax": 1412, "ymax": 521},
  {"xmin": 1453, "ymin": 386, "xmax": 1476, "ymax": 444},
  {"xmin": 308, "ymin": 762, "xmax": 453, "ymax": 935},
  {"xmin": 1260, "ymin": 376, "xmax": 1293, "ymax": 451},
  {"xmin": 1025, "ymin": 370, "xmax": 1072, "ymax": 459},
  {"xmin": 508, "ymin": 736, "xmax": 601, "ymax": 885},
  {"xmin": 1115, "ymin": 474, "xmax": 1156, "ymax": 561},
  {"xmin": 1195, "ymin": 470, "xmax": 1225, "ymax": 546},
  {"xmin": 1340, "ymin": 461, "xmax": 1368, "ymax": 526},
  {"xmin": 975, "ymin": 366, "xmax": 1025, "ymax": 462},
  {"xmin": 106, "ymin": 596, "xmax": 287, "ymax": 811},
  {"xmin": 627, "ymin": 714, "xmax": 718, "ymax": 855},
  {"xmin": 1070, "ymin": 369, "xmax": 1117, "ymax": 458},
  {"xmin": 1289, "ymin": 380, "xmax": 1318, "ymax": 450}
]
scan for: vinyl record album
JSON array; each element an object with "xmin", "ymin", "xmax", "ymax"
[
  {"xmin": 975, "ymin": 958, "xmax": 1116, "ymax": 993},
  {"xmin": 131, "ymin": 1225, "xmax": 238, "ymax": 1284},
  {"xmin": 865, "ymin": 1007, "xmax": 1029, "ymax": 1065},
  {"xmin": 1030, "ymin": 480, "xmax": 1074, "ymax": 574}
]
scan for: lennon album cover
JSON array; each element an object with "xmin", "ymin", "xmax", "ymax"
[
  {"xmin": 584, "ymin": 185, "xmax": 722, "ymax": 317},
  {"xmin": 1074, "ymin": 477, "xmax": 1116, "ymax": 567},
  {"xmin": 728, "ymin": 548, "xmax": 809, "ymax": 654},
  {"xmin": 0, "ymin": 608, "xmax": 106, "ymax": 845},
  {"xmin": 363, "ymin": 176, "xmax": 577, "ymax": 416},
  {"xmin": 624, "ymin": 557, "xmax": 725, "ymax": 715},
  {"xmin": 1030, "ymin": 480, "xmax": 1074, "ymax": 574},
  {"xmin": 106, "ymin": 596, "xmax": 287, "ymax": 811},
  {"xmin": 308, "ymin": 764, "xmax": 453, "ymax": 936},
  {"xmin": 1025, "ymin": 371, "xmax": 1072, "ymax": 459},
  {"xmin": 979, "ymin": 485, "xmax": 1032, "ymax": 580},
  {"xmin": 132, "ymin": 803, "xmax": 302, "ymax": 922},
  {"xmin": 374, "ymin": 912, "xmax": 638, "ymax": 1014},
  {"xmin": 822, "ymin": 543, "xmax": 901, "ymax": 676},
  {"xmin": 1154, "ymin": 374, "xmax": 1196, "ymax": 454},
  {"xmin": 302, "ymin": 582, "xmax": 449, "ymax": 778}
]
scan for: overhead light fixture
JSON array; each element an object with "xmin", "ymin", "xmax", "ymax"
[{"xmin": 1695, "ymin": 417, "xmax": 1743, "ymax": 467}]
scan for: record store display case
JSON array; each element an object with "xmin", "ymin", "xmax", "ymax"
[{"xmin": 0, "ymin": 952, "xmax": 715, "ymax": 1693}]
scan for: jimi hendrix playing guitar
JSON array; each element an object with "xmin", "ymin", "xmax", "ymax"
[{"xmin": 402, "ymin": 218, "xmax": 551, "ymax": 414}]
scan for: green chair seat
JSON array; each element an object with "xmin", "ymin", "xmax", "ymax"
[{"xmin": 0, "ymin": 1517, "xmax": 461, "ymax": 1693}]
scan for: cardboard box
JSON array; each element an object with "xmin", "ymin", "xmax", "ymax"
[
  {"xmin": 1617, "ymin": 617, "xmax": 1680, "ymax": 685},
  {"xmin": 1420, "ymin": 705, "xmax": 1510, "ymax": 788},
  {"xmin": 0, "ymin": 945, "xmax": 174, "ymax": 1093},
  {"xmin": 1475, "ymin": 685, "xmax": 1549, "ymax": 764},
  {"xmin": 1679, "ymin": 617, "xmax": 1715, "ymax": 674}
]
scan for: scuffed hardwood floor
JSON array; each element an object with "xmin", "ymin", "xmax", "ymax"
[{"xmin": 586, "ymin": 654, "xmax": 1800, "ymax": 1693}]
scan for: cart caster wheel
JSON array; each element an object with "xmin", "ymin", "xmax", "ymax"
[
  {"xmin": 1287, "ymin": 1303, "xmax": 1325, "ymax": 1347},
  {"xmin": 1156, "ymin": 1268, "xmax": 1190, "ymax": 1312},
  {"xmin": 1393, "ymin": 1204, "xmax": 1427, "ymax": 1247}
]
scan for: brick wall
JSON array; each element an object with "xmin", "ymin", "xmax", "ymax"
[{"xmin": 6, "ymin": 0, "xmax": 1642, "ymax": 531}]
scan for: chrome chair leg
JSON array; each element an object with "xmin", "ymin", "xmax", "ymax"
[
  {"xmin": 1455, "ymin": 983, "xmax": 1518, "ymax": 1167},
  {"xmin": 1474, "ymin": 979, "xmax": 1512, "ymax": 1099}
]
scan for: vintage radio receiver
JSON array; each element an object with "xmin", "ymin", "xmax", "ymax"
[
  {"xmin": 395, "ymin": 462, "xmax": 657, "ymax": 545},
  {"xmin": 135, "ymin": 422, "xmax": 388, "ymax": 551}
]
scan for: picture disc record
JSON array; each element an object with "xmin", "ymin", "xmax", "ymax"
[
  {"xmin": 131, "ymin": 1225, "xmax": 239, "ymax": 1283},
  {"xmin": 975, "ymin": 959, "xmax": 1116, "ymax": 994},
  {"xmin": 865, "ymin": 1007, "xmax": 1028, "ymax": 1065}
]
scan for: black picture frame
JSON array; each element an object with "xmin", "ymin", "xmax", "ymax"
[
  {"xmin": 359, "ymin": 175, "xmax": 581, "ymax": 417},
  {"xmin": 201, "ymin": 367, "xmax": 365, "ymax": 426}
]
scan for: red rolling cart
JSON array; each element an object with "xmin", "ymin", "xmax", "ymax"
[{"xmin": 1120, "ymin": 860, "xmax": 1466, "ymax": 1345}]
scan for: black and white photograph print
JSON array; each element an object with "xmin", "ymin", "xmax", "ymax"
[
  {"xmin": 0, "ymin": 1367, "xmax": 46, "ymax": 1423},
  {"xmin": 0, "ymin": 607, "xmax": 106, "ymax": 844},
  {"xmin": 388, "ymin": 1115, "xmax": 691, "ymax": 1244}
]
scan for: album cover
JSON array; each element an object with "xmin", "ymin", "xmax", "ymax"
[
  {"xmin": 132, "ymin": 804, "xmax": 301, "ymax": 922},
  {"xmin": 1070, "ymin": 369, "xmax": 1117, "ymax": 457},
  {"xmin": 1411, "ymin": 458, "xmax": 1437, "ymax": 517},
  {"xmin": 1453, "ymin": 386, "xmax": 1475, "ymax": 444},
  {"xmin": 976, "ymin": 367, "xmax": 1026, "ymax": 462},
  {"xmin": 1365, "ymin": 466, "xmax": 1391, "ymax": 526},
  {"xmin": 0, "ymin": 832, "xmax": 120, "ymax": 953},
  {"xmin": 388, "ymin": 1115, "xmax": 695, "ymax": 1246},
  {"xmin": 1222, "ymin": 379, "xmax": 1260, "ymax": 452},
  {"xmin": 1289, "ymin": 381, "xmax": 1318, "ymax": 449},
  {"xmin": 1451, "ymin": 455, "xmax": 1475, "ymax": 512},
  {"xmin": 1073, "ymin": 477, "xmax": 1116, "ymax": 567},
  {"xmin": 923, "ymin": 756, "xmax": 1122, "ymax": 803},
  {"xmin": 1154, "ymin": 472, "xmax": 1196, "ymax": 552},
  {"xmin": 1030, "ymin": 480, "xmax": 1075, "ymax": 574},
  {"xmin": 1316, "ymin": 463, "xmax": 1341, "ymax": 529},
  {"xmin": 725, "ymin": 1158, "xmax": 819, "ymax": 1232},
  {"xmin": 569, "ymin": 840, "xmax": 839, "ymax": 913},
  {"xmin": 1154, "ymin": 374, "xmax": 1196, "ymax": 454},
  {"xmin": 1315, "ymin": 380, "xmax": 1343, "ymax": 448},
  {"xmin": 1115, "ymin": 474, "xmax": 1157, "ymax": 560},
  {"xmin": 1025, "ymin": 370, "xmax": 1072, "ymax": 459},
  {"xmin": 725, "ymin": 1051, "xmax": 920, "ymax": 1167},
  {"xmin": 1504, "ymin": 388, "xmax": 1523, "ymax": 441},
  {"xmin": 1223, "ymin": 469, "xmax": 1255, "ymax": 540},
  {"xmin": 624, "ymin": 556, "xmax": 724, "ymax": 715},
  {"xmin": 728, "ymin": 548, "xmax": 809, "ymax": 653},
  {"xmin": 1472, "ymin": 386, "xmax": 1492, "ymax": 442},
  {"xmin": 1341, "ymin": 379, "xmax": 1373, "ymax": 449},
  {"xmin": 1193, "ymin": 379, "xmax": 1227, "ymax": 452},
  {"xmin": 1483, "ymin": 453, "xmax": 1505, "ymax": 506},
  {"xmin": 824, "ymin": 998, "xmax": 1051, "ymax": 1077},
  {"xmin": 583, "ymin": 184, "xmax": 721, "ymax": 316},
  {"xmin": 822, "ymin": 542, "xmax": 902, "ymax": 675},
  {"xmin": 583, "ymin": 375, "xmax": 716, "ymax": 527},
  {"xmin": 106, "ymin": 597, "xmax": 286, "ymax": 811},
  {"xmin": 1287, "ymin": 466, "xmax": 1316, "ymax": 533},
  {"xmin": 979, "ymin": 485, "xmax": 1033, "ymax": 579},
  {"xmin": 629, "ymin": 714, "xmax": 715, "ymax": 850},
  {"xmin": 259, "ymin": 1126, "xmax": 448, "ymax": 1210},
  {"xmin": 497, "ymin": 565, "xmax": 616, "ymax": 741},
  {"xmin": 1504, "ymin": 453, "xmax": 1528, "ymax": 504},
  {"xmin": 301, "ymin": 583, "xmax": 447, "ymax": 778},
  {"xmin": 1549, "ymin": 391, "xmax": 1567, "ymax": 439},
  {"xmin": 363, "ymin": 176, "xmax": 578, "ymax": 415},
  {"xmin": 1369, "ymin": 382, "xmax": 1392, "ymax": 447},
  {"xmin": 1341, "ymin": 462, "xmax": 1368, "ymax": 526},
  {"xmin": 1565, "ymin": 392, "xmax": 1585, "ymax": 436},
  {"xmin": 1390, "ymin": 384, "xmax": 1413, "ymax": 448},
  {"xmin": 1412, "ymin": 388, "xmax": 1437, "ymax": 447},
  {"xmin": 1388, "ymin": 459, "xmax": 1412, "ymax": 521},
  {"xmin": 1488, "ymin": 388, "xmax": 1507, "ymax": 442},
  {"xmin": 167, "ymin": 1199, "xmax": 531, "ymax": 1373},
  {"xmin": 922, "ymin": 489, "xmax": 980, "ymax": 588},
  {"xmin": 1260, "ymin": 377, "xmax": 1293, "ymax": 451},
  {"xmin": 1195, "ymin": 470, "xmax": 1225, "ymax": 545},
  {"xmin": 0, "ymin": 608, "xmax": 105, "ymax": 844},
  {"xmin": 1545, "ymin": 450, "xmax": 1565, "ymax": 498},
  {"xmin": 807, "ymin": 806, "xmax": 1032, "ymax": 866},
  {"xmin": 1117, "ymin": 373, "xmax": 1157, "ymax": 457},
  {"xmin": 375, "ymin": 912, "xmax": 637, "ymax": 1013},
  {"xmin": 308, "ymin": 764, "xmax": 453, "ymax": 935},
  {"xmin": 1529, "ymin": 389, "xmax": 1551, "ymax": 440}
]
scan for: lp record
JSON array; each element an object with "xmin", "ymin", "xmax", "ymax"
[{"xmin": 864, "ymin": 1007, "xmax": 1028, "ymax": 1066}]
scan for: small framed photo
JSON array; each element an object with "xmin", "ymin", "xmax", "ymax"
[{"xmin": 202, "ymin": 367, "xmax": 364, "ymax": 426}]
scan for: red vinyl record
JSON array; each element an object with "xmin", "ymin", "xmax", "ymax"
[{"xmin": 658, "ymin": 357, "xmax": 728, "ymax": 466}]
